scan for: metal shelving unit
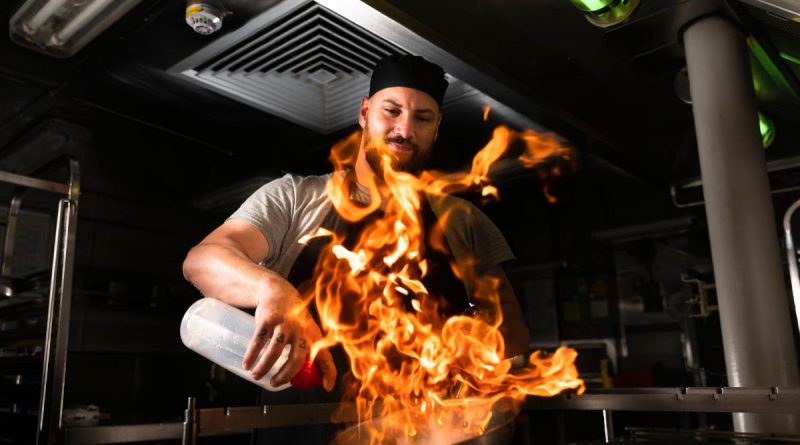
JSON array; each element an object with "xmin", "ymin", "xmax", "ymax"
[{"xmin": 0, "ymin": 159, "xmax": 80, "ymax": 445}]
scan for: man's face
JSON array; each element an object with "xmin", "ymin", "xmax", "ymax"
[{"xmin": 358, "ymin": 87, "xmax": 442, "ymax": 176}]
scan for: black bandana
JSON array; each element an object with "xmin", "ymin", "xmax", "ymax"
[{"xmin": 368, "ymin": 55, "xmax": 449, "ymax": 106}]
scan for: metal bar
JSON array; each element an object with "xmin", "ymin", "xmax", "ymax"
[
  {"xmin": 36, "ymin": 198, "xmax": 67, "ymax": 444},
  {"xmin": 2, "ymin": 191, "xmax": 24, "ymax": 279},
  {"xmin": 0, "ymin": 170, "xmax": 69, "ymax": 194},
  {"xmin": 602, "ymin": 410, "xmax": 614, "ymax": 443},
  {"xmin": 197, "ymin": 402, "xmax": 358, "ymax": 433},
  {"xmin": 627, "ymin": 427, "xmax": 800, "ymax": 443},
  {"xmin": 683, "ymin": 15, "xmax": 800, "ymax": 434},
  {"xmin": 671, "ymin": 183, "xmax": 800, "ymax": 208},
  {"xmin": 783, "ymin": 199, "xmax": 800, "ymax": 339},
  {"xmin": 64, "ymin": 423, "xmax": 183, "ymax": 444},
  {"xmin": 525, "ymin": 387, "xmax": 800, "ymax": 414},
  {"xmin": 51, "ymin": 199, "xmax": 78, "ymax": 431},
  {"xmin": 675, "ymin": 155, "xmax": 800, "ymax": 190},
  {"xmin": 67, "ymin": 402, "xmax": 357, "ymax": 444},
  {"xmin": 66, "ymin": 157, "xmax": 80, "ymax": 203},
  {"xmin": 35, "ymin": 158, "xmax": 80, "ymax": 444},
  {"xmin": 52, "ymin": 158, "xmax": 79, "ymax": 433},
  {"xmin": 66, "ymin": 387, "xmax": 800, "ymax": 444},
  {"xmin": 182, "ymin": 397, "xmax": 197, "ymax": 445}
]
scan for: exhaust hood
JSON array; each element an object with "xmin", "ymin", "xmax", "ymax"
[{"xmin": 169, "ymin": 0, "xmax": 549, "ymax": 135}]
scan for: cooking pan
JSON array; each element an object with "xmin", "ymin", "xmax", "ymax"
[{"xmin": 333, "ymin": 397, "xmax": 518, "ymax": 445}]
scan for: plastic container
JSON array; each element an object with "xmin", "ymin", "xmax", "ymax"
[{"xmin": 180, "ymin": 297, "xmax": 322, "ymax": 390}]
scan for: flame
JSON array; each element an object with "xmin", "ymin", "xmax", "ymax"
[
  {"xmin": 303, "ymin": 126, "xmax": 581, "ymax": 443},
  {"xmin": 483, "ymin": 105, "xmax": 491, "ymax": 121}
]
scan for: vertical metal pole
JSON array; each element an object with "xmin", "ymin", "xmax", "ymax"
[
  {"xmin": 35, "ymin": 158, "xmax": 80, "ymax": 445},
  {"xmin": 602, "ymin": 410, "xmax": 614, "ymax": 443},
  {"xmin": 36, "ymin": 199, "xmax": 67, "ymax": 445},
  {"xmin": 50, "ymin": 198, "xmax": 78, "ymax": 432},
  {"xmin": 183, "ymin": 397, "xmax": 198, "ymax": 445},
  {"xmin": 782, "ymin": 200, "xmax": 800, "ymax": 337},
  {"xmin": 683, "ymin": 15, "xmax": 800, "ymax": 434},
  {"xmin": 2, "ymin": 192, "xmax": 24, "ymax": 281}
]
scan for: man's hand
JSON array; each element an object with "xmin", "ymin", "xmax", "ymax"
[{"xmin": 242, "ymin": 279, "xmax": 337, "ymax": 392}]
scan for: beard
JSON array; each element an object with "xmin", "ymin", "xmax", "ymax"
[{"xmin": 363, "ymin": 122, "xmax": 431, "ymax": 179}]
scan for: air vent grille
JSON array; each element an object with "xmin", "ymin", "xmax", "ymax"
[{"xmin": 171, "ymin": 1, "xmax": 404, "ymax": 133}]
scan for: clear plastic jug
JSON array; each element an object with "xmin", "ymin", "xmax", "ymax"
[{"xmin": 180, "ymin": 297, "xmax": 321, "ymax": 390}]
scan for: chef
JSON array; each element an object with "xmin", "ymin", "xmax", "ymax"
[{"xmin": 182, "ymin": 54, "xmax": 530, "ymax": 443}]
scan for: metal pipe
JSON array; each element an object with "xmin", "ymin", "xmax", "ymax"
[
  {"xmin": 782, "ymin": 199, "xmax": 800, "ymax": 339},
  {"xmin": 52, "ymin": 199, "xmax": 77, "ymax": 430},
  {"xmin": 602, "ymin": 410, "xmax": 614, "ymax": 443},
  {"xmin": 2, "ymin": 191, "xmax": 24, "ymax": 281},
  {"xmin": 683, "ymin": 15, "xmax": 800, "ymax": 434},
  {"xmin": 0, "ymin": 170, "xmax": 70, "ymax": 194},
  {"xmin": 182, "ymin": 397, "xmax": 197, "ymax": 445},
  {"xmin": 525, "ymin": 387, "xmax": 800, "ymax": 413},
  {"xmin": 31, "ymin": 158, "xmax": 80, "ymax": 444},
  {"xmin": 671, "ymin": 182, "xmax": 800, "ymax": 208},
  {"xmin": 52, "ymin": 159, "xmax": 80, "ymax": 435},
  {"xmin": 37, "ymin": 198, "xmax": 67, "ymax": 443}
]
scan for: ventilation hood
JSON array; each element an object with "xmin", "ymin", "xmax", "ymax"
[{"xmin": 170, "ymin": 0, "xmax": 551, "ymax": 135}]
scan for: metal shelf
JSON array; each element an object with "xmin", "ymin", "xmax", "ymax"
[
  {"xmin": 64, "ymin": 423, "xmax": 183, "ymax": 445},
  {"xmin": 525, "ymin": 387, "xmax": 800, "ymax": 414},
  {"xmin": 58, "ymin": 387, "xmax": 800, "ymax": 445},
  {"xmin": 0, "ymin": 158, "xmax": 80, "ymax": 445}
]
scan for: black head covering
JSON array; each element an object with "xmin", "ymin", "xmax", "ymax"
[{"xmin": 368, "ymin": 55, "xmax": 449, "ymax": 106}]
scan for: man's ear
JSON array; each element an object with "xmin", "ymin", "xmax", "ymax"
[{"xmin": 358, "ymin": 96, "xmax": 369, "ymax": 129}]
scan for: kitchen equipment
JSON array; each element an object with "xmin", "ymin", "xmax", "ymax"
[{"xmin": 333, "ymin": 398, "xmax": 518, "ymax": 445}]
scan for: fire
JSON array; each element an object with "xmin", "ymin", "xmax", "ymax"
[
  {"xmin": 483, "ymin": 105, "xmax": 491, "ymax": 121},
  {"xmin": 301, "ymin": 126, "xmax": 582, "ymax": 443}
]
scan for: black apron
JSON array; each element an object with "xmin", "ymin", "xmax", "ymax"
[{"xmin": 253, "ymin": 191, "xmax": 470, "ymax": 444}]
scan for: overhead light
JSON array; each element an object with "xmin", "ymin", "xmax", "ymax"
[
  {"xmin": 568, "ymin": 0, "xmax": 640, "ymax": 28},
  {"xmin": 9, "ymin": 0, "xmax": 142, "ymax": 58},
  {"xmin": 759, "ymin": 112, "xmax": 776, "ymax": 148}
]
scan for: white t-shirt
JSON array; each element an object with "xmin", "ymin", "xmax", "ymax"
[{"xmin": 228, "ymin": 172, "xmax": 515, "ymax": 293}]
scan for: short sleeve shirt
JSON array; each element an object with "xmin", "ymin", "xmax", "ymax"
[{"xmin": 229, "ymin": 173, "xmax": 515, "ymax": 291}]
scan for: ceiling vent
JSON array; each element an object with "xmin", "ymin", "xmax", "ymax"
[{"xmin": 170, "ymin": 0, "xmax": 548, "ymax": 134}]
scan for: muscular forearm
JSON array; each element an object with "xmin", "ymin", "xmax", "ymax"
[
  {"xmin": 182, "ymin": 242, "xmax": 289, "ymax": 308},
  {"xmin": 476, "ymin": 265, "xmax": 530, "ymax": 358},
  {"xmin": 499, "ymin": 299, "xmax": 530, "ymax": 358}
]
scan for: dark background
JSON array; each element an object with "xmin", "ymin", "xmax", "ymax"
[{"xmin": 1, "ymin": 0, "xmax": 800, "ymax": 443}]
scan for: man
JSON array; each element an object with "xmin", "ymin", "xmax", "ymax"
[{"xmin": 182, "ymin": 55, "xmax": 530, "ymax": 440}]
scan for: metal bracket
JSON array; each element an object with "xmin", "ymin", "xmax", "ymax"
[{"xmin": 680, "ymin": 273, "xmax": 718, "ymax": 318}]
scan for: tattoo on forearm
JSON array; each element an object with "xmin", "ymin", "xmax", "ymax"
[
  {"xmin": 276, "ymin": 333, "xmax": 286, "ymax": 343},
  {"xmin": 299, "ymin": 339, "xmax": 308, "ymax": 350}
]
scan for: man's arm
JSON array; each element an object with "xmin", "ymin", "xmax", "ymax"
[
  {"xmin": 182, "ymin": 219, "xmax": 336, "ymax": 391},
  {"xmin": 481, "ymin": 265, "xmax": 531, "ymax": 359},
  {"xmin": 183, "ymin": 219, "xmax": 272, "ymax": 307}
]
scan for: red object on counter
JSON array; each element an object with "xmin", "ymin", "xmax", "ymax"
[{"xmin": 290, "ymin": 359, "xmax": 323, "ymax": 389}]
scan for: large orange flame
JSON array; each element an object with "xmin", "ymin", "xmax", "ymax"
[{"xmin": 299, "ymin": 126, "xmax": 583, "ymax": 443}]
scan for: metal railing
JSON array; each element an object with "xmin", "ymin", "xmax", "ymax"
[
  {"xmin": 60, "ymin": 386, "xmax": 800, "ymax": 444},
  {"xmin": 782, "ymin": 198, "xmax": 800, "ymax": 339},
  {"xmin": 0, "ymin": 159, "xmax": 81, "ymax": 445}
]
